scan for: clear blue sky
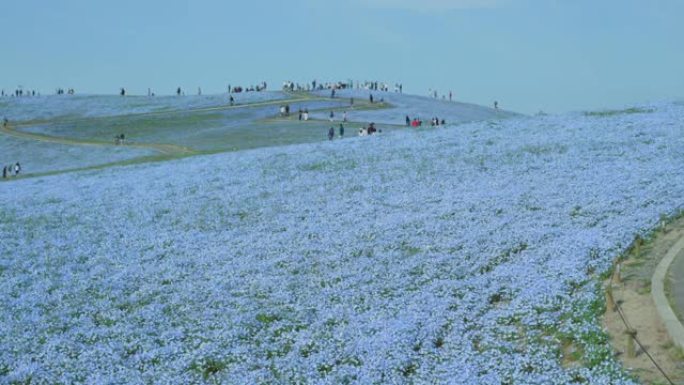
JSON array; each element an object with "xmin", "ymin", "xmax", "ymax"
[{"xmin": 1, "ymin": 0, "xmax": 682, "ymax": 114}]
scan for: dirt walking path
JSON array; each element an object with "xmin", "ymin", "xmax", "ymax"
[
  {"xmin": 0, "ymin": 123, "xmax": 194, "ymax": 156},
  {"xmin": 10, "ymin": 94, "xmax": 331, "ymax": 129},
  {"xmin": 0, "ymin": 92, "xmax": 392, "ymax": 179}
]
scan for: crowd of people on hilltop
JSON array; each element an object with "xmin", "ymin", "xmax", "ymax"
[
  {"xmin": 282, "ymin": 80, "xmax": 354, "ymax": 92},
  {"xmin": 1, "ymin": 89, "xmax": 41, "ymax": 97},
  {"xmin": 2, "ymin": 162, "xmax": 21, "ymax": 179},
  {"xmin": 228, "ymin": 81, "xmax": 267, "ymax": 93},
  {"xmin": 281, "ymin": 79, "xmax": 403, "ymax": 93},
  {"xmin": 2, "ymin": 79, "xmax": 409, "ymax": 99},
  {"xmin": 101, "ymin": 82, "xmax": 271, "ymax": 97}
]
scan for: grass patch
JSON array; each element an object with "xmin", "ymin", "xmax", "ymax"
[
  {"xmin": 255, "ymin": 313, "xmax": 281, "ymax": 324},
  {"xmin": 189, "ymin": 357, "xmax": 235, "ymax": 380}
]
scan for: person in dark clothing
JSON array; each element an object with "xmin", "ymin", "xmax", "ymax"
[
  {"xmin": 229, "ymin": 95, "xmax": 235, "ymax": 106},
  {"xmin": 339, "ymin": 124, "xmax": 344, "ymax": 137},
  {"xmin": 405, "ymin": 115, "xmax": 410, "ymax": 126},
  {"xmin": 298, "ymin": 109, "xmax": 303, "ymax": 121},
  {"xmin": 331, "ymin": 89, "xmax": 336, "ymax": 98},
  {"xmin": 177, "ymin": 87, "xmax": 182, "ymax": 96},
  {"xmin": 369, "ymin": 94, "xmax": 374, "ymax": 104},
  {"xmin": 120, "ymin": 88, "xmax": 126, "ymax": 96},
  {"xmin": 2, "ymin": 166, "xmax": 6, "ymax": 179},
  {"xmin": 328, "ymin": 127, "xmax": 335, "ymax": 140}
]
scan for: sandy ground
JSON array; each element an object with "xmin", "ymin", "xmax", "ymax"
[{"xmin": 603, "ymin": 218, "xmax": 684, "ymax": 384}]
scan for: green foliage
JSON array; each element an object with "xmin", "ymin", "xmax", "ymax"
[
  {"xmin": 189, "ymin": 357, "xmax": 232, "ymax": 380},
  {"xmin": 256, "ymin": 313, "xmax": 281, "ymax": 324}
]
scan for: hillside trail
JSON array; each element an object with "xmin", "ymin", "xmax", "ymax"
[
  {"xmin": 0, "ymin": 92, "xmax": 396, "ymax": 177},
  {"xmin": 261, "ymin": 101, "xmax": 404, "ymax": 127},
  {"xmin": 10, "ymin": 93, "xmax": 323, "ymax": 128},
  {"xmin": 1, "ymin": 94, "xmax": 331, "ymax": 156},
  {"xmin": 0, "ymin": 123, "xmax": 194, "ymax": 156},
  {"xmin": 4, "ymin": 92, "xmax": 391, "ymax": 154}
]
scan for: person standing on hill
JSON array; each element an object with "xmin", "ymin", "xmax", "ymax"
[
  {"xmin": 2, "ymin": 166, "xmax": 6, "ymax": 179},
  {"xmin": 449, "ymin": 91, "xmax": 452, "ymax": 101},
  {"xmin": 405, "ymin": 115, "xmax": 410, "ymax": 126},
  {"xmin": 339, "ymin": 124, "xmax": 344, "ymax": 137},
  {"xmin": 14, "ymin": 162, "xmax": 20, "ymax": 176},
  {"xmin": 120, "ymin": 88, "xmax": 126, "ymax": 96},
  {"xmin": 328, "ymin": 126, "xmax": 334, "ymax": 140},
  {"xmin": 177, "ymin": 87, "xmax": 182, "ymax": 96},
  {"xmin": 369, "ymin": 94, "xmax": 374, "ymax": 104},
  {"xmin": 494, "ymin": 101, "xmax": 499, "ymax": 110},
  {"xmin": 329, "ymin": 111, "xmax": 334, "ymax": 122}
]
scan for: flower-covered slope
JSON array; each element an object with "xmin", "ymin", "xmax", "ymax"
[
  {"xmin": 1, "ymin": 103, "xmax": 683, "ymax": 384},
  {"xmin": 0, "ymin": 91, "xmax": 287, "ymax": 122}
]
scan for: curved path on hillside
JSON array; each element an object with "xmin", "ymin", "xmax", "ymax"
[
  {"xmin": 10, "ymin": 94, "xmax": 320, "ymax": 128},
  {"xmin": 0, "ymin": 92, "xmax": 394, "ymax": 165},
  {"xmin": 0, "ymin": 123, "xmax": 195, "ymax": 156},
  {"xmin": 2, "ymin": 93, "xmax": 344, "ymax": 156}
]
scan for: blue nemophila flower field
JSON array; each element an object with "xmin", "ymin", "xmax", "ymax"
[
  {"xmin": 0, "ymin": 135, "xmax": 157, "ymax": 175},
  {"xmin": 309, "ymin": 89, "xmax": 519, "ymax": 125},
  {"xmin": 2, "ymin": 102, "xmax": 683, "ymax": 384},
  {"xmin": 0, "ymin": 91, "xmax": 288, "ymax": 121}
]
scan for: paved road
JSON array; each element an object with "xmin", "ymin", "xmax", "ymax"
[{"xmin": 669, "ymin": 247, "xmax": 684, "ymax": 322}]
